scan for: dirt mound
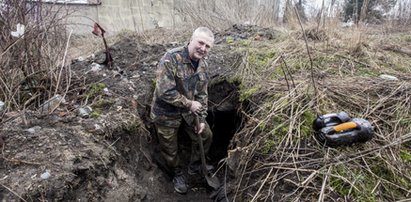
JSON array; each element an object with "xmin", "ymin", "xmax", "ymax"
[
  {"xmin": 7, "ymin": 23, "xmax": 408, "ymax": 202},
  {"xmin": 0, "ymin": 24, "xmax": 263, "ymax": 201},
  {"xmin": 0, "ymin": 110, "xmax": 146, "ymax": 201},
  {"xmin": 215, "ymin": 24, "xmax": 279, "ymax": 43}
]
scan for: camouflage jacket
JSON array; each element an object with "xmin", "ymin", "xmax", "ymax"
[{"xmin": 150, "ymin": 46, "xmax": 209, "ymax": 127}]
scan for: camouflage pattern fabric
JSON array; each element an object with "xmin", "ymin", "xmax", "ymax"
[
  {"xmin": 150, "ymin": 45, "xmax": 209, "ymax": 127},
  {"xmin": 155, "ymin": 120, "xmax": 212, "ymax": 171},
  {"xmin": 150, "ymin": 45, "xmax": 212, "ymax": 172}
]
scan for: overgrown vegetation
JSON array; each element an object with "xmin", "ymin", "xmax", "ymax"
[
  {"xmin": 218, "ymin": 19, "xmax": 411, "ymax": 202},
  {"xmin": 172, "ymin": 1, "xmax": 411, "ymax": 201},
  {"xmin": 0, "ymin": 0, "xmax": 72, "ymax": 115},
  {"xmin": 1, "ymin": 0, "xmax": 410, "ymax": 202}
]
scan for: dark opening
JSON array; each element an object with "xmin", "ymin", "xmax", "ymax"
[
  {"xmin": 174, "ymin": 79, "xmax": 242, "ymax": 168},
  {"xmin": 147, "ymin": 79, "xmax": 243, "ymax": 182},
  {"xmin": 207, "ymin": 80, "xmax": 242, "ymax": 162}
]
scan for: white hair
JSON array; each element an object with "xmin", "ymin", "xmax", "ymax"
[{"xmin": 191, "ymin": 27, "xmax": 214, "ymax": 41}]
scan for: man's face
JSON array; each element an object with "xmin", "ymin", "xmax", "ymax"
[{"xmin": 188, "ymin": 33, "xmax": 214, "ymax": 61}]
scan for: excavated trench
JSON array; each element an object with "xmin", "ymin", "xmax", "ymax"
[
  {"xmin": 207, "ymin": 80, "xmax": 242, "ymax": 162},
  {"xmin": 106, "ymin": 79, "xmax": 243, "ymax": 201},
  {"xmin": 176, "ymin": 79, "xmax": 242, "ymax": 168}
]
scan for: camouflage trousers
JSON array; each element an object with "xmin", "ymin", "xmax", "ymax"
[{"xmin": 155, "ymin": 119, "xmax": 213, "ymax": 174}]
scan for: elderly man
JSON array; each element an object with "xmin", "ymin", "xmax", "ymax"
[{"xmin": 150, "ymin": 27, "xmax": 215, "ymax": 194}]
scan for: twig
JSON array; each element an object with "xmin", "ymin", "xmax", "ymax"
[
  {"xmin": 280, "ymin": 54, "xmax": 296, "ymax": 89},
  {"xmin": 0, "ymin": 182, "xmax": 27, "ymax": 202},
  {"xmin": 250, "ymin": 167, "xmax": 274, "ymax": 202},
  {"xmin": 22, "ymin": 92, "xmax": 40, "ymax": 126},
  {"xmin": 318, "ymin": 166, "xmax": 332, "ymax": 202},
  {"xmin": 98, "ymin": 155, "xmax": 107, "ymax": 169},
  {"xmin": 382, "ymin": 45, "xmax": 411, "ymax": 57},
  {"xmin": 53, "ymin": 28, "xmax": 73, "ymax": 94},
  {"xmin": 0, "ymin": 35, "xmax": 25, "ymax": 58},
  {"xmin": 335, "ymin": 54, "xmax": 371, "ymax": 67},
  {"xmin": 292, "ymin": 2, "xmax": 319, "ymax": 115},
  {"xmin": 1, "ymin": 156, "xmax": 43, "ymax": 166},
  {"xmin": 109, "ymin": 137, "xmax": 121, "ymax": 148}
]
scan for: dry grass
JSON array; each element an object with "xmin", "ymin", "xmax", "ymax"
[
  {"xmin": 0, "ymin": 1, "xmax": 72, "ymax": 114},
  {"xmin": 218, "ymin": 19, "xmax": 411, "ymax": 201},
  {"xmin": 226, "ymin": 74, "xmax": 411, "ymax": 201},
  {"xmin": 1, "ymin": 1, "xmax": 410, "ymax": 201}
]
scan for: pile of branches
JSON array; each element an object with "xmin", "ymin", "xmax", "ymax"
[
  {"xmin": 0, "ymin": 0, "xmax": 71, "ymax": 116},
  {"xmin": 225, "ymin": 68, "xmax": 411, "ymax": 201}
]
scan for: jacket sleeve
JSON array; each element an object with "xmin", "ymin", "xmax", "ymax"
[
  {"xmin": 155, "ymin": 53, "xmax": 192, "ymax": 109},
  {"xmin": 195, "ymin": 71, "xmax": 209, "ymax": 122}
]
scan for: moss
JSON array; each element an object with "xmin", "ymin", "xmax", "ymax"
[
  {"xmin": 226, "ymin": 36, "xmax": 235, "ymax": 44},
  {"xmin": 261, "ymin": 138, "xmax": 277, "ymax": 154},
  {"xmin": 330, "ymin": 155, "xmax": 411, "ymax": 201},
  {"xmin": 86, "ymin": 83, "xmax": 106, "ymax": 99},
  {"xmin": 258, "ymin": 121, "xmax": 266, "ymax": 131},
  {"xmin": 404, "ymin": 35, "xmax": 411, "ymax": 43},
  {"xmin": 92, "ymin": 99, "xmax": 115, "ymax": 110},
  {"xmin": 276, "ymin": 125, "xmax": 289, "ymax": 136},
  {"xmin": 247, "ymin": 48, "xmax": 277, "ymax": 69},
  {"xmin": 355, "ymin": 66, "xmax": 379, "ymax": 77},
  {"xmin": 394, "ymin": 104, "xmax": 411, "ymax": 130},
  {"xmin": 330, "ymin": 165, "xmax": 377, "ymax": 202},
  {"xmin": 238, "ymin": 39, "xmax": 251, "ymax": 47},
  {"xmin": 151, "ymin": 79, "xmax": 157, "ymax": 89},
  {"xmin": 90, "ymin": 109, "xmax": 102, "ymax": 118},
  {"xmin": 259, "ymin": 122, "xmax": 288, "ymax": 154},
  {"xmin": 330, "ymin": 165, "xmax": 353, "ymax": 196},
  {"xmin": 239, "ymin": 86, "xmax": 259, "ymax": 102},
  {"xmin": 396, "ymin": 34, "xmax": 411, "ymax": 43},
  {"xmin": 369, "ymin": 156, "xmax": 411, "ymax": 199},
  {"xmin": 400, "ymin": 149, "xmax": 411, "ymax": 164},
  {"xmin": 267, "ymin": 117, "xmax": 289, "ymax": 138},
  {"xmin": 124, "ymin": 119, "xmax": 142, "ymax": 134},
  {"xmin": 300, "ymin": 110, "xmax": 316, "ymax": 138},
  {"xmin": 227, "ymin": 75, "xmax": 242, "ymax": 85}
]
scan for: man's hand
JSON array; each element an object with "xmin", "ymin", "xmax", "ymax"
[
  {"xmin": 190, "ymin": 100, "xmax": 202, "ymax": 113},
  {"xmin": 195, "ymin": 122, "xmax": 206, "ymax": 134}
]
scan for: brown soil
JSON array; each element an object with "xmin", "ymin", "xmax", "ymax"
[{"xmin": 0, "ymin": 25, "xmax": 277, "ymax": 201}]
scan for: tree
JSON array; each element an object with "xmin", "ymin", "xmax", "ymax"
[
  {"xmin": 283, "ymin": 0, "xmax": 306, "ymax": 24},
  {"xmin": 343, "ymin": 0, "xmax": 397, "ymax": 23},
  {"xmin": 295, "ymin": 0, "xmax": 307, "ymax": 22}
]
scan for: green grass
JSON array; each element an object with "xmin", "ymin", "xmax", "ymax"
[
  {"xmin": 400, "ymin": 149, "xmax": 411, "ymax": 164},
  {"xmin": 330, "ymin": 155, "xmax": 411, "ymax": 201},
  {"xmin": 330, "ymin": 164, "xmax": 378, "ymax": 202},
  {"xmin": 86, "ymin": 83, "xmax": 106, "ymax": 100},
  {"xmin": 239, "ymin": 86, "xmax": 259, "ymax": 102}
]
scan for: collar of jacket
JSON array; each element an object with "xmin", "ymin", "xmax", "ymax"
[
  {"xmin": 182, "ymin": 46, "xmax": 208, "ymax": 74},
  {"xmin": 182, "ymin": 46, "xmax": 192, "ymax": 64},
  {"xmin": 182, "ymin": 45, "xmax": 207, "ymax": 65}
]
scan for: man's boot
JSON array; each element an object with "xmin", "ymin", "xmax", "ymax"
[
  {"xmin": 188, "ymin": 161, "xmax": 214, "ymax": 175},
  {"xmin": 172, "ymin": 170, "xmax": 188, "ymax": 194}
]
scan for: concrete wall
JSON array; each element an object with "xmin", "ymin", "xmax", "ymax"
[{"xmin": 63, "ymin": 0, "xmax": 181, "ymax": 35}]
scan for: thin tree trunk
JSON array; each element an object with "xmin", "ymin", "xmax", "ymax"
[
  {"xmin": 354, "ymin": 0, "xmax": 359, "ymax": 24},
  {"xmin": 316, "ymin": 0, "xmax": 325, "ymax": 30},
  {"xmin": 360, "ymin": 0, "xmax": 369, "ymax": 23}
]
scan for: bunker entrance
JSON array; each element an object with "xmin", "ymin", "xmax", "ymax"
[
  {"xmin": 143, "ymin": 79, "xmax": 243, "ymax": 200},
  {"xmin": 175, "ymin": 79, "xmax": 243, "ymax": 167},
  {"xmin": 206, "ymin": 80, "xmax": 243, "ymax": 163}
]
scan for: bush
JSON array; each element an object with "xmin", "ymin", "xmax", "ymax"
[{"xmin": 0, "ymin": 1, "xmax": 70, "ymax": 112}]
